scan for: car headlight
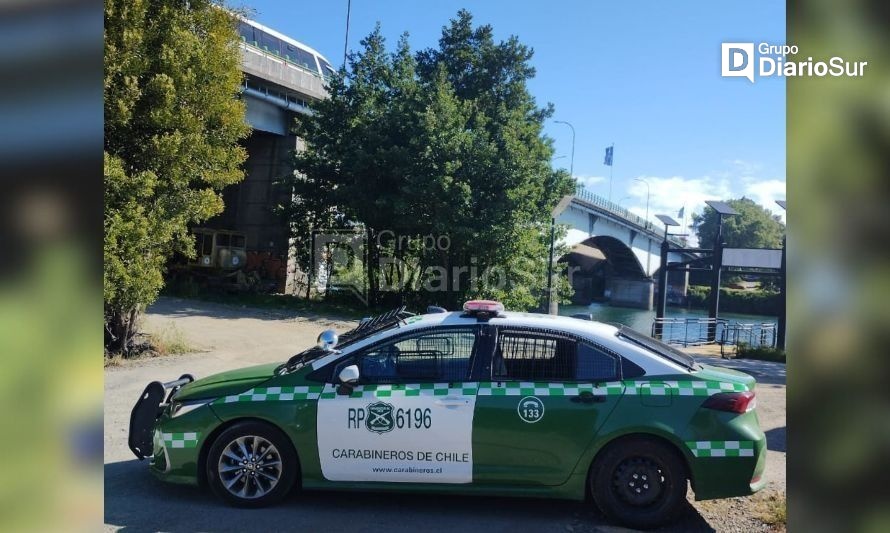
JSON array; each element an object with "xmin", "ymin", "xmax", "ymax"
[{"xmin": 169, "ymin": 399, "xmax": 211, "ymax": 418}]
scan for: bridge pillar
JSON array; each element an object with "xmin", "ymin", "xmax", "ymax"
[{"xmin": 607, "ymin": 278, "xmax": 654, "ymax": 310}]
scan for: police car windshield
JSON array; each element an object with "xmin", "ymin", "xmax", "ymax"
[
  {"xmin": 616, "ymin": 326, "xmax": 696, "ymax": 370},
  {"xmin": 278, "ymin": 307, "xmax": 414, "ymax": 373}
]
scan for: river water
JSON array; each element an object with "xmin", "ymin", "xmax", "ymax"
[{"xmin": 559, "ymin": 302, "xmax": 777, "ymax": 343}]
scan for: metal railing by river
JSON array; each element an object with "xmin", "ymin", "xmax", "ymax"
[{"xmin": 559, "ymin": 303, "xmax": 778, "ymax": 355}]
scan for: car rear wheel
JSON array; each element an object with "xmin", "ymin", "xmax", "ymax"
[
  {"xmin": 590, "ymin": 437, "xmax": 688, "ymax": 529},
  {"xmin": 207, "ymin": 421, "xmax": 297, "ymax": 507}
]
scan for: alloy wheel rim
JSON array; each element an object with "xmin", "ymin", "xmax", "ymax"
[{"xmin": 217, "ymin": 435, "xmax": 282, "ymax": 499}]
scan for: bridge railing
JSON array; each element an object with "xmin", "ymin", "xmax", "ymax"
[
  {"xmin": 573, "ymin": 186, "xmax": 685, "ymax": 247},
  {"xmin": 240, "ymin": 40, "xmax": 330, "ymax": 82}
]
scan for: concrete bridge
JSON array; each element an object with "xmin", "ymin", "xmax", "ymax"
[
  {"xmin": 209, "ymin": 17, "xmax": 332, "ymax": 259},
  {"xmin": 556, "ymin": 187, "xmax": 693, "ymax": 309}
]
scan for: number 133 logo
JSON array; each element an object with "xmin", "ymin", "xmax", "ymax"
[{"xmin": 517, "ymin": 396, "xmax": 545, "ymax": 424}]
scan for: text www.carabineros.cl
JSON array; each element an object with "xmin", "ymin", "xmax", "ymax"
[{"xmin": 372, "ymin": 466, "xmax": 444, "ymax": 474}]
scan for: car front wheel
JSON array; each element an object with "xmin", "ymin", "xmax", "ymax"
[
  {"xmin": 206, "ymin": 421, "xmax": 298, "ymax": 507},
  {"xmin": 590, "ymin": 436, "xmax": 688, "ymax": 529}
]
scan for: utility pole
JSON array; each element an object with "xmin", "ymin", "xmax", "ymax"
[{"xmin": 343, "ymin": 0, "xmax": 352, "ymax": 66}]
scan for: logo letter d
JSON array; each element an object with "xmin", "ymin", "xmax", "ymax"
[{"xmin": 721, "ymin": 43, "xmax": 755, "ymax": 83}]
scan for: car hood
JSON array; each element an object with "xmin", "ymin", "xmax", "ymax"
[
  {"xmin": 694, "ymin": 363, "xmax": 757, "ymax": 390},
  {"xmin": 173, "ymin": 363, "xmax": 279, "ymax": 401}
]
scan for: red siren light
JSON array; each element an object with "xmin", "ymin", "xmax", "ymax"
[{"xmin": 463, "ymin": 300, "xmax": 505, "ymax": 316}]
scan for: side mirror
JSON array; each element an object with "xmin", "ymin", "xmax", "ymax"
[
  {"xmin": 338, "ymin": 364, "xmax": 360, "ymax": 384},
  {"xmin": 336, "ymin": 364, "xmax": 360, "ymax": 396},
  {"xmin": 317, "ymin": 329, "xmax": 339, "ymax": 352}
]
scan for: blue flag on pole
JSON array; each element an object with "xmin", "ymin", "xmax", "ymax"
[
  {"xmin": 677, "ymin": 206, "xmax": 685, "ymax": 218},
  {"xmin": 604, "ymin": 145, "xmax": 613, "ymax": 166}
]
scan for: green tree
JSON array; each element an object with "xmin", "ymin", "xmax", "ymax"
[
  {"xmin": 692, "ymin": 197, "xmax": 785, "ymax": 250},
  {"xmin": 287, "ymin": 11, "xmax": 574, "ymax": 310},
  {"xmin": 104, "ymin": 0, "xmax": 249, "ymax": 354}
]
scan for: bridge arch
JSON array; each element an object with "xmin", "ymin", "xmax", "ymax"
[{"xmin": 560, "ymin": 235, "xmax": 650, "ymax": 307}]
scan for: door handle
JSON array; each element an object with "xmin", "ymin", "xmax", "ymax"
[
  {"xmin": 571, "ymin": 391, "xmax": 606, "ymax": 404},
  {"xmin": 435, "ymin": 397, "xmax": 469, "ymax": 407}
]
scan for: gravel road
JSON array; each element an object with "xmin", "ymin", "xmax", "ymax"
[{"xmin": 104, "ymin": 297, "xmax": 786, "ymax": 532}]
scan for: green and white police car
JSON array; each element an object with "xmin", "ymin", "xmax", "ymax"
[{"xmin": 129, "ymin": 300, "xmax": 766, "ymax": 529}]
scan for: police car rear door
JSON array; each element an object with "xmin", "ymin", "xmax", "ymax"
[{"xmin": 472, "ymin": 327, "xmax": 624, "ymax": 486}]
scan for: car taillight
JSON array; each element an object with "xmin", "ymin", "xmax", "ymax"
[{"xmin": 702, "ymin": 391, "xmax": 756, "ymax": 413}]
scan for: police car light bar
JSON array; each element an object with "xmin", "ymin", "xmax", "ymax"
[{"xmin": 463, "ymin": 300, "xmax": 505, "ymax": 316}]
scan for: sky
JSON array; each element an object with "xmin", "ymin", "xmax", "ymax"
[{"xmin": 242, "ymin": 1, "xmax": 786, "ymax": 231}]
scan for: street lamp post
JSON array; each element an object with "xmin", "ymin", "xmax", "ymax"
[
  {"xmin": 547, "ymin": 196, "xmax": 575, "ymax": 314},
  {"xmin": 634, "ymin": 177, "xmax": 650, "ymax": 225},
  {"xmin": 554, "ymin": 120, "xmax": 575, "ymax": 178},
  {"xmin": 634, "ymin": 178, "xmax": 652, "ymax": 273}
]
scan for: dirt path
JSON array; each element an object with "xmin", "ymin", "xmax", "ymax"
[{"xmin": 105, "ymin": 297, "xmax": 785, "ymax": 532}]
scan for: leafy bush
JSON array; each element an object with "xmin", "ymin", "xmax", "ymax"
[
  {"xmin": 104, "ymin": 0, "xmax": 249, "ymax": 355},
  {"xmin": 685, "ymin": 285, "xmax": 781, "ymax": 316},
  {"xmin": 737, "ymin": 344, "xmax": 786, "ymax": 363}
]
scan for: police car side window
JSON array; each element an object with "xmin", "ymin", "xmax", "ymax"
[
  {"xmin": 357, "ymin": 328, "xmax": 476, "ymax": 383},
  {"xmin": 576, "ymin": 343, "xmax": 619, "ymax": 382},
  {"xmin": 494, "ymin": 332, "xmax": 576, "ymax": 381}
]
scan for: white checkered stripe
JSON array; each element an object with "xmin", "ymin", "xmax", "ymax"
[
  {"xmin": 161, "ymin": 432, "xmax": 200, "ymax": 449},
  {"xmin": 320, "ymin": 382, "xmax": 480, "ymax": 399},
  {"xmin": 686, "ymin": 440, "xmax": 756, "ymax": 458},
  {"xmin": 219, "ymin": 385, "xmax": 325, "ymax": 403}
]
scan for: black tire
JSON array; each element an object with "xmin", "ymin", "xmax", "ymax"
[
  {"xmin": 206, "ymin": 421, "xmax": 298, "ymax": 508},
  {"xmin": 590, "ymin": 436, "xmax": 688, "ymax": 529}
]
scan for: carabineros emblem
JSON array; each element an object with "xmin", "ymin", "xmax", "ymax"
[{"xmin": 366, "ymin": 401, "xmax": 395, "ymax": 434}]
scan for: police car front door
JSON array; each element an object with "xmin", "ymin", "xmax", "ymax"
[{"xmin": 316, "ymin": 327, "xmax": 480, "ymax": 483}]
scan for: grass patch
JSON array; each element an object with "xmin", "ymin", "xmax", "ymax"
[
  {"xmin": 104, "ymin": 353, "xmax": 125, "ymax": 368},
  {"xmin": 148, "ymin": 322, "xmax": 195, "ymax": 356},
  {"xmin": 105, "ymin": 322, "xmax": 197, "ymax": 366},
  {"xmin": 737, "ymin": 344, "xmax": 786, "ymax": 363},
  {"xmin": 753, "ymin": 491, "xmax": 787, "ymax": 528}
]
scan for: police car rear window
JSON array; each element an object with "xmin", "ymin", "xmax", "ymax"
[{"xmin": 616, "ymin": 326, "xmax": 695, "ymax": 369}]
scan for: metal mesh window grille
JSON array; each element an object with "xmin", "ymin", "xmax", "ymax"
[
  {"xmin": 359, "ymin": 329, "xmax": 476, "ymax": 383},
  {"xmin": 495, "ymin": 329, "xmax": 621, "ymax": 382},
  {"xmin": 495, "ymin": 332, "xmax": 576, "ymax": 381}
]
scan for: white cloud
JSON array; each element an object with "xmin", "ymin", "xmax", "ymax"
[
  {"xmin": 744, "ymin": 179, "xmax": 786, "ymax": 220},
  {"xmin": 574, "ymin": 159, "xmax": 785, "ymax": 245},
  {"xmin": 626, "ymin": 175, "xmax": 731, "ymax": 230},
  {"xmin": 574, "ymin": 175, "xmax": 606, "ymax": 189}
]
